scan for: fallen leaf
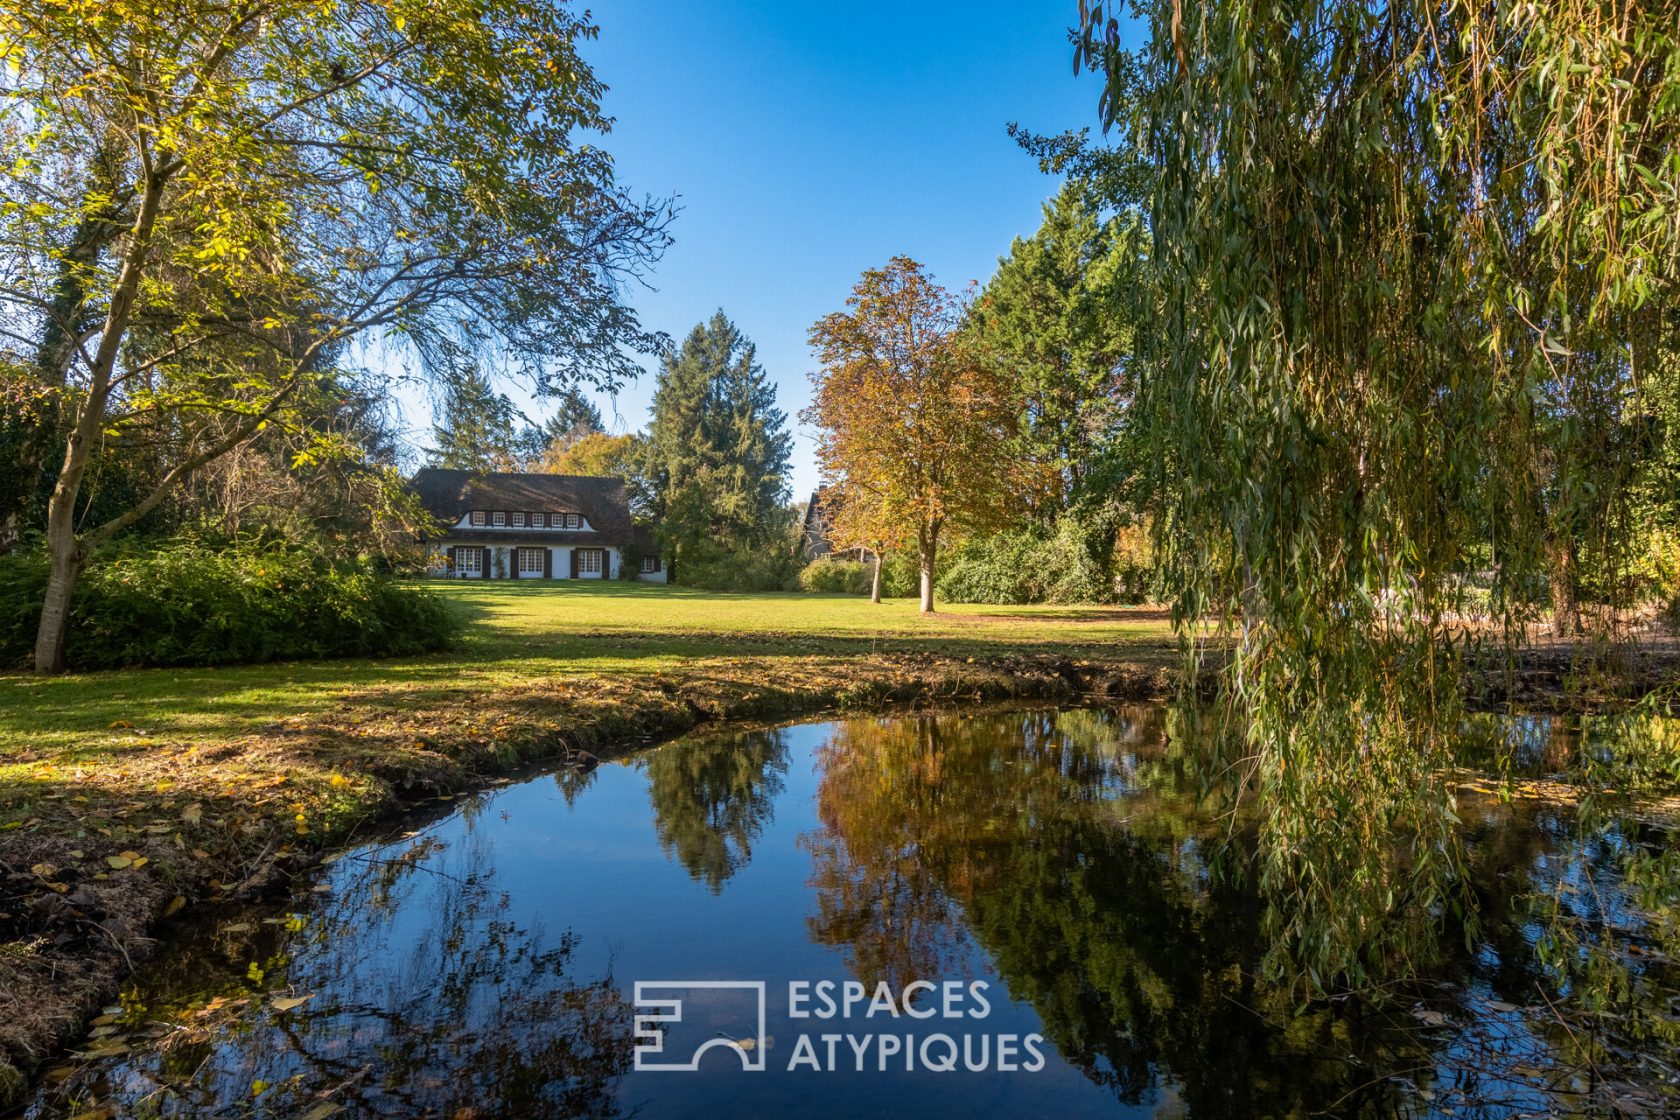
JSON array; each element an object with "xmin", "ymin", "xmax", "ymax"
[
  {"xmin": 105, "ymin": 855, "xmax": 132, "ymax": 870},
  {"xmin": 163, "ymin": 895, "xmax": 186, "ymax": 918},
  {"xmin": 298, "ymin": 1104, "xmax": 341, "ymax": 1120},
  {"xmin": 180, "ymin": 804, "xmax": 202, "ymax": 826},
  {"xmin": 270, "ymin": 994, "xmax": 313, "ymax": 1012}
]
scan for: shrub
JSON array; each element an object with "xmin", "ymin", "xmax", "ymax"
[
  {"xmin": 0, "ymin": 539, "xmax": 459, "ymax": 670},
  {"xmin": 935, "ymin": 534, "xmax": 1036, "ymax": 604},
  {"xmin": 676, "ymin": 538, "xmax": 802, "ymax": 592},
  {"xmin": 934, "ymin": 507, "xmax": 1160, "ymax": 606},
  {"xmin": 799, "ymin": 555, "xmax": 874, "ymax": 595}
]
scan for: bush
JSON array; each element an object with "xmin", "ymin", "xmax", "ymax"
[
  {"xmin": 935, "ymin": 507, "xmax": 1160, "ymax": 606},
  {"xmin": 799, "ymin": 555, "xmax": 874, "ymax": 595},
  {"xmin": 0, "ymin": 539, "xmax": 460, "ymax": 670},
  {"xmin": 676, "ymin": 539, "xmax": 803, "ymax": 593}
]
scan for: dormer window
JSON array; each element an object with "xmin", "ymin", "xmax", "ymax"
[
  {"xmin": 470, "ymin": 511, "xmax": 486, "ymax": 527},
  {"xmin": 532, "ymin": 513, "xmax": 546, "ymax": 528},
  {"xmin": 512, "ymin": 512, "xmax": 526, "ymax": 527},
  {"xmin": 492, "ymin": 511, "xmax": 506, "ymax": 527},
  {"xmin": 568, "ymin": 513, "xmax": 582, "ymax": 529}
]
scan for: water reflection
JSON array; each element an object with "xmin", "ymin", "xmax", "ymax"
[
  {"xmin": 35, "ymin": 829, "xmax": 630, "ymax": 1118},
  {"xmin": 646, "ymin": 728, "xmax": 789, "ymax": 892},
  {"xmin": 14, "ymin": 706, "xmax": 1680, "ymax": 1119}
]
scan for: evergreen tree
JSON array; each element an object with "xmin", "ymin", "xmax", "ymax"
[
  {"xmin": 427, "ymin": 358, "xmax": 530, "ymax": 471},
  {"xmin": 541, "ymin": 386, "xmax": 605, "ymax": 452},
  {"xmin": 646, "ymin": 312, "xmax": 792, "ymax": 574},
  {"xmin": 968, "ymin": 181, "xmax": 1147, "ymax": 520}
]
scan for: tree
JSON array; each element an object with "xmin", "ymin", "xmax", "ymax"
[
  {"xmin": 645, "ymin": 312, "xmax": 792, "ymax": 575},
  {"xmin": 427, "ymin": 358, "xmax": 536, "ymax": 472},
  {"xmin": 0, "ymin": 0, "xmax": 671, "ymax": 671},
  {"xmin": 1073, "ymin": 0, "xmax": 1680, "ymax": 987},
  {"xmin": 967, "ymin": 180, "xmax": 1143, "ymax": 519},
  {"xmin": 538, "ymin": 431, "xmax": 636, "ymax": 477},
  {"xmin": 804, "ymin": 257, "xmax": 1015, "ymax": 612},
  {"xmin": 539, "ymin": 385, "xmax": 606, "ymax": 455}
]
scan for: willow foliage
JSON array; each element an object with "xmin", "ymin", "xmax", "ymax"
[{"xmin": 1076, "ymin": 0, "xmax": 1680, "ymax": 990}]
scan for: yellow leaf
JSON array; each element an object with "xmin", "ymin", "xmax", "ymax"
[
  {"xmin": 270, "ymin": 994, "xmax": 313, "ymax": 1012},
  {"xmin": 105, "ymin": 855, "xmax": 132, "ymax": 869}
]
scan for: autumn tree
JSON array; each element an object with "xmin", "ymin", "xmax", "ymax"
[
  {"xmin": 0, "ymin": 0, "xmax": 671, "ymax": 671},
  {"xmin": 804, "ymin": 257, "xmax": 1015, "ymax": 612}
]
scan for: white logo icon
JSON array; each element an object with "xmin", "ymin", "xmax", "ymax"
[{"xmin": 633, "ymin": 980, "xmax": 768, "ymax": 1072}]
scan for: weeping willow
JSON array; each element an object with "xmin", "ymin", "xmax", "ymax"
[{"xmin": 1076, "ymin": 0, "xmax": 1680, "ymax": 991}]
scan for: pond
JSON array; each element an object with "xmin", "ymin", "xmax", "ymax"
[{"xmin": 13, "ymin": 706, "xmax": 1680, "ymax": 1119}]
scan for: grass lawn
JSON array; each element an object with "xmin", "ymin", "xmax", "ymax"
[{"xmin": 1, "ymin": 582, "xmax": 1174, "ymax": 760}]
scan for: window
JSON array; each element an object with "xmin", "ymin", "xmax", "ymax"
[
  {"xmin": 568, "ymin": 513, "xmax": 582, "ymax": 529},
  {"xmin": 512, "ymin": 511, "xmax": 526, "ymax": 527},
  {"xmin": 517, "ymin": 547, "xmax": 545, "ymax": 574},
  {"xmin": 457, "ymin": 547, "xmax": 483, "ymax": 574},
  {"xmin": 470, "ymin": 511, "xmax": 486, "ymax": 527},
  {"xmin": 492, "ymin": 511, "xmax": 506, "ymax": 526},
  {"xmin": 578, "ymin": 548, "xmax": 602, "ymax": 575},
  {"xmin": 641, "ymin": 555, "xmax": 659, "ymax": 573},
  {"xmin": 531, "ymin": 512, "xmax": 546, "ymax": 528}
]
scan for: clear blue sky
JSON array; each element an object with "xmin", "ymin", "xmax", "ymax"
[{"xmin": 403, "ymin": 1, "xmax": 1107, "ymax": 499}]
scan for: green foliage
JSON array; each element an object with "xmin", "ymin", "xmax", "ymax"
[
  {"xmin": 677, "ymin": 536, "xmax": 802, "ymax": 594},
  {"xmin": 798, "ymin": 556, "xmax": 875, "ymax": 596},
  {"xmin": 797, "ymin": 553, "xmax": 921, "ymax": 598},
  {"xmin": 0, "ymin": 540, "xmax": 458, "ymax": 670},
  {"xmin": 1074, "ymin": 0, "xmax": 1680, "ymax": 995},
  {"xmin": 646, "ymin": 312, "xmax": 793, "ymax": 576},
  {"xmin": 936, "ymin": 506, "xmax": 1151, "ymax": 605},
  {"xmin": 967, "ymin": 181, "xmax": 1148, "ymax": 518},
  {"xmin": 428, "ymin": 353, "xmax": 540, "ymax": 471}
]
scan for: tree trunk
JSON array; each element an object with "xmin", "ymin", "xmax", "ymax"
[
  {"xmin": 33, "ymin": 532, "xmax": 84, "ymax": 673},
  {"xmin": 1548, "ymin": 537, "xmax": 1579, "ymax": 639},
  {"xmin": 30, "ymin": 161, "xmax": 166, "ymax": 671},
  {"xmin": 919, "ymin": 532, "xmax": 937, "ymax": 614},
  {"xmin": 871, "ymin": 551, "xmax": 883, "ymax": 604}
]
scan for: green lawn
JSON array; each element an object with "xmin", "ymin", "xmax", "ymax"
[{"xmin": 0, "ymin": 582, "xmax": 1174, "ymax": 759}]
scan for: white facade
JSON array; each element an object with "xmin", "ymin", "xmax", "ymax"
[{"xmin": 428, "ymin": 543, "xmax": 667, "ymax": 583}]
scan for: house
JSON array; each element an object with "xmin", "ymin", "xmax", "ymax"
[
  {"xmin": 410, "ymin": 468, "xmax": 665, "ymax": 582},
  {"xmin": 801, "ymin": 487, "xmax": 836, "ymax": 560},
  {"xmin": 800, "ymin": 487, "xmax": 868, "ymax": 562}
]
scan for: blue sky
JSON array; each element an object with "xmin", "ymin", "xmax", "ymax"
[{"xmin": 401, "ymin": 1, "xmax": 1106, "ymax": 499}]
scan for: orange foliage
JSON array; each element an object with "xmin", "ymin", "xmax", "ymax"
[{"xmin": 802, "ymin": 258, "xmax": 1016, "ymax": 610}]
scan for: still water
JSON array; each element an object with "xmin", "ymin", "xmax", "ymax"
[{"xmin": 15, "ymin": 706, "xmax": 1680, "ymax": 1118}]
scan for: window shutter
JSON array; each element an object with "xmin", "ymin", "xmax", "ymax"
[
  {"xmin": 447, "ymin": 546, "xmax": 456, "ymax": 571},
  {"xmin": 543, "ymin": 548, "xmax": 553, "ymax": 579},
  {"xmin": 482, "ymin": 547, "xmax": 491, "ymax": 580},
  {"xmin": 569, "ymin": 548, "xmax": 579, "ymax": 578}
]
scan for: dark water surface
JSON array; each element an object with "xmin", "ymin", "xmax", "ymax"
[{"xmin": 14, "ymin": 706, "xmax": 1680, "ymax": 1119}]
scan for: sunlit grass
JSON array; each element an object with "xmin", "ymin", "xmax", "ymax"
[{"xmin": 0, "ymin": 582, "xmax": 1174, "ymax": 758}]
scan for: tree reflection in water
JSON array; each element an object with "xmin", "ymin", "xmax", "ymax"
[
  {"xmin": 31, "ymin": 826, "xmax": 630, "ymax": 1119},
  {"xmin": 801, "ymin": 707, "xmax": 1680, "ymax": 1117},
  {"xmin": 645, "ymin": 727, "xmax": 789, "ymax": 892}
]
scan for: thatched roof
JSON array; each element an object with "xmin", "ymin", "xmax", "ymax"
[{"xmin": 410, "ymin": 468, "xmax": 635, "ymax": 544}]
